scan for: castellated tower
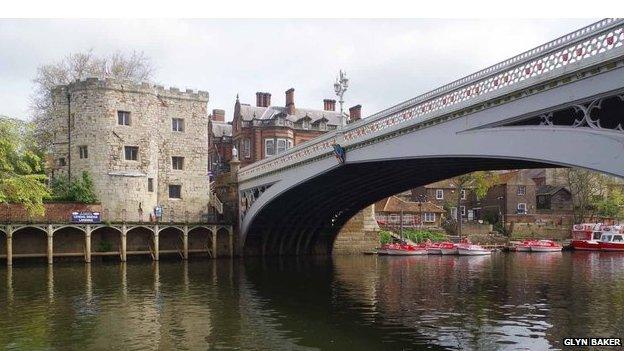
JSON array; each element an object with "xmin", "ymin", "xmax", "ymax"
[{"xmin": 49, "ymin": 78, "xmax": 210, "ymax": 222}]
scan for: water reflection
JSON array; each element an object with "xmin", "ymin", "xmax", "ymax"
[{"xmin": 0, "ymin": 253, "xmax": 623, "ymax": 350}]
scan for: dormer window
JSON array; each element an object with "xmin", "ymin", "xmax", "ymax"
[
  {"xmin": 319, "ymin": 121, "xmax": 327, "ymax": 131},
  {"xmin": 302, "ymin": 120, "xmax": 310, "ymax": 129}
]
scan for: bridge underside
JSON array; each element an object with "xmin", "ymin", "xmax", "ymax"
[{"xmin": 243, "ymin": 157, "xmax": 554, "ymax": 256}]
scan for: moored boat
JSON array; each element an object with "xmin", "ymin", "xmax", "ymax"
[
  {"xmin": 457, "ymin": 243, "xmax": 491, "ymax": 256},
  {"xmin": 425, "ymin": 242, "xmax": 443, "ymax": 255},
  {"xmin": 509, "ymin": 240, "xmax": 536, "ymax": 252},
  {"xmin": 439, "ymin": 242, "xmax": 458, "ymax": 255},
  {"xmin": 529, "ymin": 240, "xmax": 563, "ymax": 252},
  {"xmin": 377, "ymin": 243, "xmax": 428, "ymax": 256},
  {"xmin": 599, "ymin": 228, "xmax": 624, "ymax": 251},
  {"xmin": 571, "ymin": 223, "xmax": 603, "ymax": 251}
]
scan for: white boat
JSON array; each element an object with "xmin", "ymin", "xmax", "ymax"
[
  {"xmin": 457, "ymin": 244, "xmax": 491, "ymax": 256},
  {"xmin": 439, "ymin": 242, "xmax": 457, "ymax": 255}
]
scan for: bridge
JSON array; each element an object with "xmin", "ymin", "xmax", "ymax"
[{"xmin": 236, "ymin": 19, "xmax": 624, "ymax": 255}]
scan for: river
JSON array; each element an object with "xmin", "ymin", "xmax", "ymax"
[{"xmin": 1, "ymin": 252, "xmax": 623, "ymax": 350}]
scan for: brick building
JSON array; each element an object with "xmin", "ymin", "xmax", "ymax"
[
  {"xmin": 410, "ymin": 180, "xmax": 475, "ymax": 220},
  {"xmin": 472, "ymin": 170, "xmax": 537, "ymax": 222},
  {"xmin": 209, "ymin": 88, "xmax": 361, "ymax": 170},
  {"xmin": 375, "ymin": 196, "xmax": 445, "ymax": 228},
  {"xmin": 208, "ymin": 109, "xmax": 233, "ymax": 176},
  {"xmin": 49, "ymin": 78, "xmax": 211, "ymax": 223}
]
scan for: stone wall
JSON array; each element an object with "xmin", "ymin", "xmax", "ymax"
[
  {"xmin": 50, "ymin": 78, "xmax": 210, "ymax": 223},
  {"xmin": 332, "ymin": 205, "xmax": 380, "ymax": 255}
]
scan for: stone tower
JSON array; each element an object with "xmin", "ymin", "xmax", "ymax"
[{"xmin": 49, "ymin": 78, "xmax": 210, "ymax": 222}]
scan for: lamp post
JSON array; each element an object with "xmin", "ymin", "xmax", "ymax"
[{"xmin": 334, "ymin": 70, "xmax": 349, "ymax": 128}]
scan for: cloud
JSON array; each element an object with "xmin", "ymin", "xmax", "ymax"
[{"xmin": 0, "ymin": 19, "xmax": 595, "ymax": 120}]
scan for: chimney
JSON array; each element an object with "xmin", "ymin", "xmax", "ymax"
[
  {"xmin": 349, "ymin": 105, "xmax": 362, "ymax": 122},
  {"xmin": 285, "ymin": 88, "xmax": 295, "ymax": 115},
  {"xmin": 255, "ymin": 92, "xmax": 272, "ymax": 107},
  {"xmin": 323, "ymin": 99, "xmax": 336, "ymax": 111},
  {"xmin": 263, "ymin": 92, "xmax": 271, "ymax": 107},
  {"xmin": 212, "ymin": 109, "xmax": 225, "ymax": 122}
]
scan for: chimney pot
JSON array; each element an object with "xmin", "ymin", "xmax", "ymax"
[
  {"xmin": 323, "ymin": 99, "xmax": 336, "ymax": 111},
  {"xmin": 285, "ymin": 88, "xmax": 295, "ymax": 115},
  {"xmin": 349, "ymin": 105, "xmax": 362, "ymax": 122},
  {"xmin": 212, "ymin": 109, "xmax": 226, "ymax": 122}
]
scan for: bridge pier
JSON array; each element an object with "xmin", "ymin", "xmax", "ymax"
[
  {"xmin": 46, "ymin": 224, "xmax": 53, "ymax": 265},
  {"xmin": 120, "ymin": 225, "xmax": 127, "ymax": 262},
  {"xmin": 229, "ymin": 227, "xmax": 234, "ymax": 258},
  {"xmin": 182, "ymin": 225, "xmax": 189, "ymax": 260},
  {"xmin": 211, "ymin": 228, "xmax": 217, "ymax": 258},
  {"xmin": 153, "ymin": 225, "xmax": 159, "ymax": 261},
  {"xmin": 6, "ymin": 226, "xmax": 13, "ymax": 267},
  {"xmin": 85, "ymin": 225, "xmax": 92, "ymax": 263}
]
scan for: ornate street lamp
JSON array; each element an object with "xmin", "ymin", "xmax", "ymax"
[{"xmin": 334, "ymin": 70, "xmax": 349, "ymax": 128}]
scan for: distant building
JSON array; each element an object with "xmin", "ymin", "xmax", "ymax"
[
  {"xmin": 536, "ymin": 185, "xmax": 573, "ymax": 213},
  {"xmin": 410, "ymin": 180, "xmax": 475, "ymax": 220},
  {"xmin": 375, "ymin": 196, "xmax": 445, "ymax": 228},
  {"xmin": 208, "ymin": 109, "xmax": 233, "ymax": 176},
  {"xmin": 209, "ymin": 89, "xmax": 361, "ymax": 171},
  {"xmin": 472, "ymin": 170, "xmax": 537, "ymax": 222},
  {"xmin": 49, "ymin": 78, "xmax": 211, "ymax": 222}
]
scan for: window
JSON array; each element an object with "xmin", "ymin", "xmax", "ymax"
[
  {"xmin": 172, "ymin": 156, "xmax": 184, "ymax": 170},
  {"xmin": 302, "ymin": 120, "xmax": 310, "ymax": 129},
  {"xmin": 169, "ymin": 184, "xmax": 182, "ymax": 199},
  {"xmin": 461, "ymin": 189, "xmax": 466, "ymax": 200},
  {"xmin": 124, "ymin": 146, "xmax": 139, "ymax": 161},
  {"xmin": 117, "ymin": 111, "xmax": 131, "ymax": 126},
  {"xmin": 264, "ymin": 139, "xmax": 275, "ymax": 156},
  {"xmin": 58, "ymin": 157, "xmax": 66, "ymax": 166},
  {"xmin": 243, "ymin": 138, "xmax": 251, "ymax": 158},
  {"xmin": 276, "ymin": 138, "xmax": 287, "ymax": 154},
  {"xmin": 436, "ymin": 189, "xmax": 444, "ymax": 200},
  {"xmin": 424, "ymin": 213, "xmax": 436, "ymax": 222},
  {"xmin": 389, "ymin": 214, "xmax": 399, "ymax": 223},
  {"xmin": 517, "ymin": 185, "xmax": 526, "ymax": 196},
  {"xmin": 461, "ymin": 206, "xmax": 466, "ymax": 216},
  {"xmin": 147, "ymin": 178, "xmax": 154, "ymax": 192},
  {"xmin": 319, "ymin": 121, "xmax": 327, "ymax": 131},
  {"xmin": 172, "ymin": 118, "xmax": 185, "ymax": 132},
  {"xmin": 79, "ymin": 145, "xmax": 88, "ymax": 159},
  {"xmin": 613, "ymin": 235, "xmax": 623, "ymax": 243},
  {"xmin": 287, "ymin": 139, "xmax": 293, "ymax": 149},
  {"xmin": 517, "ymin": 203, "xmax": 527, "ymax": 214}
]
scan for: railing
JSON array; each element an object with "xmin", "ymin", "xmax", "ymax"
[
  {"xmin": 238, "ymin": 18, "xmax": 624, "ymax": 182},
  {"xmin": 209, "ymin": 181, "xmax": 224, "ymax": 214}
]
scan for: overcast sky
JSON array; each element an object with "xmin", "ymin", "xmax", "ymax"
[{"xmin": 0, "ymin": 19, "xmax": 595, "ymax": 121}]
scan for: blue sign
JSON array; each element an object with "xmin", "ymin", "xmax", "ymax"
[
  {"xmin": 154, "ymin": 206, "xmax": 163, "ymax": 218},
  {"xmin": 71, "ymin": 211, "xmax": 101, "ymax": 223}
]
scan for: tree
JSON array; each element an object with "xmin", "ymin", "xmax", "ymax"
[
  {"xmin": 448, "ymin": 171, "xmax": 498, "ymax": 238},
  {"xmin": 596, "ymin": 188, "xmax": 624, "ymax": 220},
  {"xmin": 31, "ymin": 50, "xmax": 154, "ymax": 150},
  {"xmin": 0, "ymin": 117, "xmax": 49, "ymax": 216},
  {"xmin": 559, "ymin": 168, "xmax": 606, "ymax": 223},
  {"xmin": 50, "ymin": 171, "xmax": 98, "ymax": 204}
]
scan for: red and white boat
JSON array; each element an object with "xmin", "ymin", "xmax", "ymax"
[
  {"xmin": 377, "ymin": 243, "xmax": 428, "ymax": 256},
  {"xmin": 425, "ymin": 242, "xmax": 443, "ymax": 255},
  {"xmin": 571, "ymin": 223, "xmax": 604, "ymax": 251},
  {"xmin": 457, "ymin": 243, "xmax": 491, "ymax": 256},
  {"xmin": 509, "ymin": 240, "xmax": 537, "ymax": 252},
  {"xmin": 599, "ymin": 227, "xmax": 624, "ymax": 251},
  {"xmin": 529, "ymin": 240, "xmax": 563, "ymax": 252},
  {"xmin": 439, "ymin": 242, "xmax": 458, "ymax": 255}
]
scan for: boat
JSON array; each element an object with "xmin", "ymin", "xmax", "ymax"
[
  {"xmin": 509, "ymin": 240, "xmax": 536, "ymax": 252},
  {"xmin": 571, "ymin": 223, "xmax": 604, "ymax": 251},
  {"xmin": 599, "ymin": 227, "xmax": 624, "ymax": 252},
  {"xmin": 377, "ymin": 243, "xmax": 428, "ymax": 256},
  {"xmin": 457, "ymin": 243, "xmax": 491, "ymax": 256},
  {"xmin": 529, "ymin": 240, "xmax": 563, "ymax": 252},
  {"xmin": 425, "ymin": 242, "xmax": 442, "ymax": 255},
  {"xmin": 439, "ymin": 242, "xmax": 458, "ymax": 255}
]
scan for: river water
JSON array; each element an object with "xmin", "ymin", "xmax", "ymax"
[{"xmin": 1, "ymin": 252, "xmax": 623, "ymax": 350}]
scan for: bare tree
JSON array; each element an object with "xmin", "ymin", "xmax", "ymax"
[
  {"xmin": 559, "ymin": 168, "xmax": 606, "ymax": 223},
  {"xmin": 30, "ymin": 50, "xmax": 154, "ymax": 150}
]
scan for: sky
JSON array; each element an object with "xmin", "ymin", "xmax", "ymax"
[{"xmin": 0, "ymin": 19, "xmax": 596, "ymax": 121}]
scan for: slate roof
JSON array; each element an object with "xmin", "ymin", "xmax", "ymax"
[
  {"xmin": 376, "ymin": 196, "xmax": 445, "ymax": 214},
  {"xmin": 238, "ymin": 104, "xmax": 345, "ymax": 126},
  {"xmin": 537, "ymin": 185, "xmax": 570, "ymax": 196},
  {"xmin": 211, "ymin": 121, "xmax": 232, "ymax": 138}
]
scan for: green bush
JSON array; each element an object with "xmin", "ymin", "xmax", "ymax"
[
  {"xmin": 403, "ymin": 229, "xmax": 447, "ymax": 243},
  {"xmin": 50, "ymin": 171, "xmax": 97, "ymax": 203},
  {"xmin": 379, "ymin": 230, "xmax": 393, "ymax": 245}
]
